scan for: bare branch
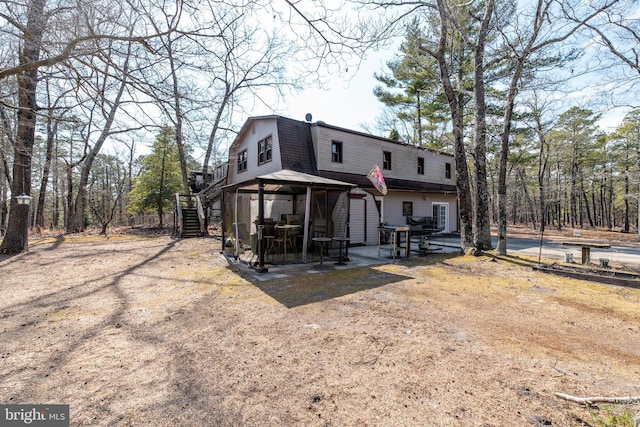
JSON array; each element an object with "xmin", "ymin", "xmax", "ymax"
[
  {"xmin": 555, "ymin": 392, "xmax": 640, "ymax": 406},
  {"xmin": 0, "ymin": 30, "xmax": 174, "ymax": 80}
]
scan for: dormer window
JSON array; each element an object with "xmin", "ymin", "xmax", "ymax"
[
  {"xmin": 332, "ymin": 141, "xmax": 343, "ymax": 163},
  {"xmin": 417, "ymin": 157, "xmax": 424, "ymax": 175},
  {"xmin": 445, "ymin": 162, "xmax": 451, "ymax": 179},
  {"xmin": 258, "ymin": 136, "xmax": 272, "ymax": 165},
  {"xmin": 383, "ymin": 151, "xmax": 392, "ymax": 170}
]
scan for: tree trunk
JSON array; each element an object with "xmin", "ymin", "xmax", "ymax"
[
  {"xmin": 158, "ymin": 146, "xmax": 167, "ymax": 228},
  {"xmin": 637, "ymin": 151, "xmax": 640, "ymax": 241},
  {"xmin": 518, "ymin": 167, "xmax": 536, "ymax": 230},
  {"xmin": 472, "ymin": 0, "xmax": 494, "ymax": 251},
  {"xmin": 582, "ymin": 190, "xmax": 593, "ymax": 227},
  {"xmin": 0, "ymin": 0, "xmax": 46, "ymax": 253},
  {"xmin": 435, "ymin": 0, "xmax": 473, "ymax": 249},
  {"xmin": 166, "ymin": 37, "xmax": 191, "ymax": 199},
  {"xmin": 623, "ymin": 169, "xmax": 629, "ymax": 232},
  {"xmin": 202, "ymin": 90, "xmax": 230, "ymax": 185},
  {"xmin": 0, "ymin": 106, "xmax": 16, "ymax": 189},
  {"xmin": 0, "ymin": 165, "xmax": 6, "ymax": 233},
  {"xmin": 496, "ymin": 83, "xmax": 518, "ymax": 253},
  {"xmin": 68, "ymin": 46, "xmax": 130, "ymax": 233},
  {"xmin": 570, "ymin": 148, "xmax": 578, "ymax": 228},
  {"xmin": 536, "ymin": 116, "xmax": 548, "ymax": 233},
  {"xmin": 0, "ymin": 116, "xmax": 9, "ymax": 232},
  {"xmin": 36, "ymin": 111, "xmax": 57, "ymax": 229}
]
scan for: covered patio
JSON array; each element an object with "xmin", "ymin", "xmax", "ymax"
[{"xmin": 221, "ymin": 169, "xmax": 356, "ymax": 273}]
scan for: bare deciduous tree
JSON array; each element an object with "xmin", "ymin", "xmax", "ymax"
[
  {"xmin": 0, "ymin": 0, "xmax": 46, "ymax": 253},
  {"xmin": 0, "ymin": 0, "xmax": 179, "ymax": 250}
]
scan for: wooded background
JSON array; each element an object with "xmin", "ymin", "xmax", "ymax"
[{"xmin": 1, "ymin": 0, "xmax": 639, "ymax": 253}]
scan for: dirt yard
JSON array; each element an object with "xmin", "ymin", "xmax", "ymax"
[{"xmin": 1, "ymin": 232, "xmax": 639, "ymax": 426}]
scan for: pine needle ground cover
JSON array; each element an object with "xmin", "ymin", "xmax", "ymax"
[{"xmin": 1, "ymin": 235, "xmax": 638, "ymax": 425}]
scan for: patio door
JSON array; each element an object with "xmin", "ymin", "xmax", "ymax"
[{"xmin": 432, "ymin": 203, "xmax": 449, "ymax": 233}]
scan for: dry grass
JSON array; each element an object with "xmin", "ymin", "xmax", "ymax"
[{"xmin": 1, "ymin": 234, "xmax": 639, "ymax": 426}]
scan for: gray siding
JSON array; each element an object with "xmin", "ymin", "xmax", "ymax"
[{"xmin": 312, "ymin": 124, "xmax": 455, "ymax": 187}]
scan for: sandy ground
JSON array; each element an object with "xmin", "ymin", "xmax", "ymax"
[{"xmin": 1, "ymin": 232, "xmax": 639, "ymax": 426}]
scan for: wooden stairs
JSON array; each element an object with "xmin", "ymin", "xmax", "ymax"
[
  {"xmin": 175, "ymin": 193, "xmax": 205, "ymax": 238},
  {"xmin": 181, "ymin": 208, "xmax": 202, "ymax": 238}
]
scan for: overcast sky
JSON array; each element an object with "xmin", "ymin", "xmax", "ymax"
[
  {"xmin": 252, "ymin": 48, "xmax": 391, "ymax": 133},
  {"xmin": 254, "ymin": 46, "xmax": 630, "ymax": 136}
]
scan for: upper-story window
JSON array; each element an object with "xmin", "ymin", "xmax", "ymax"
[
  {"xmin": 237, "ymin": 149, "xmax": 248, "ymax": 173},
  {"xmin": 417, "ymin": 157, "xmax": 424, "ymax": 175},
  {"xmin": 445, "ymin": 162, "xmax": 451, "ymax": 179},
  {"xmin": 258, "ymin": 136, "xmax": 272, "ymax": 165},
  {"xmin": 332, "ymin": 141, "xmax": 343, "ymax": 163},
  {"xmin": 383, "ymin": 151, "xmax": 392, "ymax": 170}
]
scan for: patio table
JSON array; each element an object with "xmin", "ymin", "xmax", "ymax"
[
  {"xmin": 312, "ymin": 237, "xmax": 332, "ymax": 268},
  {"xmin": 275, "ymin": 224, "xmax": 301, "ymax": 262},
  {"xmin": 332, "ymin": 237, "xmax": 349, "ymax": 265}
]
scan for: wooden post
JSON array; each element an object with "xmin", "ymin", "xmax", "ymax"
[
  {"xmin": 256, "ymin": 180, "xmax": 268, "ymax": 273},
  {"xmin": 581, "ymin": 247, "xmax": 590, "ymax": 265}
]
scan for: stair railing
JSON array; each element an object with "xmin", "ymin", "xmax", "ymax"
[
  {"xmin": 196, "ymin": 194, "xmax": 206, "ymax": 235},
  {"xmin": 175, "ymin": 193, "xmax": 206, "ymax": 237},
  {"xmin": 175, "ymin": 193, "xmax": 184, "ymax": 237}
]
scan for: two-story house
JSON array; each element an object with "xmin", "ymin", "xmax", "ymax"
[{"xmin": 218, "ymin": 115, "xmax": 457, "ymax": 260}]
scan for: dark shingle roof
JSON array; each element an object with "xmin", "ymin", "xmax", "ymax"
[{"xmin": 276, "ymin": 117, "xmax": 317, "ymax": 174}]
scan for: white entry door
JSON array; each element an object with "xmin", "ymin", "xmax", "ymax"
[{"xmin": 432, "ymin": 203, "xmax": 449, "ymax": 233}]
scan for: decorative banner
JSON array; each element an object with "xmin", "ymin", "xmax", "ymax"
[{"xmin": 367, "ymin": 164, "xmax": 388, "ymax": 195}]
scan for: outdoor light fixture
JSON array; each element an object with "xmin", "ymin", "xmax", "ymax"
[
  {"xmin": 16, "ymin": 193, "xmax": 32, "ymax": 205},
  {"xmin": 13, "ymin": 192, "xmax": 32, "ymax": 252}
]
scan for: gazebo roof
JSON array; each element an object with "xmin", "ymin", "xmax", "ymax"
[{"xmin": 222, "ymin": 169, "xmax": 356, "ymax": 193}]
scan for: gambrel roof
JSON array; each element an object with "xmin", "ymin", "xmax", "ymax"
[
  {"xmin": 275, "ymin": 116, "xmax": 318, "ymax": 174},
  {"xmin": 225, "ymin": 115, "xmax": 457, "ymax": 194},
  {"xmin": 229, "ymin": 115, "xmax": 318, "ymax": 174}
]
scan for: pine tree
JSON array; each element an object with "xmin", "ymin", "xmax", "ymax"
[
  {"xmin": 611, "ymin": 109, "xmax": 640, "ymax": 235},
  {"xmin": 373, "ymin": 18, "xmax": 452, "ymax": 149},
  {"xmin": 128, "ymin": 127, "xmax": 182, "ymax": 228}
]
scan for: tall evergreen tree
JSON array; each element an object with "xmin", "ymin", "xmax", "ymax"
[
  {"xmin": 611, "ymin": 109, "xmax": 640, "ymax": 236},
  {"xmin": 128, "ymin": 127, "xmax": 182, "ymax": 228},
  {"xmin": 373, "ymin": 18, "xmax": 450, "ymax": 149},
  {"xmin": 552, "ymin": 107, "xmax": 601, "ymax": 228}
]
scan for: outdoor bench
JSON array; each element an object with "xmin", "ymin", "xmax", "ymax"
[{"xmin": 562, "ymin": 241, "xmax": 611, "ymax": 265}]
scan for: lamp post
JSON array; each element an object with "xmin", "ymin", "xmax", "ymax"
[{"xmin": 15, "ymin": 193, "xmax": 32, "ymax": 251}]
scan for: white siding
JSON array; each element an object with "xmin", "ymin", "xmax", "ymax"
[
  {"xmin": 365, "ymin": 192, "xmax": 381, "ymax": 244},
  {"xmin": 381, "ymin": 191, "xmax": 458, "ymax": 231},
  {"xmin": 349, "ymin": 197, "xmax": 366, "ymax": 245},
  {"xmin": 227, "ymin": 118, "xmax": 283, "ymax": 184},
  {"xmin": 348, "ymin": 188, "xmax": 381, "ymax": 246}
]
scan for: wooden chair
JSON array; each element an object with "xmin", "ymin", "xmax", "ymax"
[{"xmin": 262, "ymin": 220, "xmax": 276, "ymax": 262}]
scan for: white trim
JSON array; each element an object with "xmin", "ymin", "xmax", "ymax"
[{"xmin": 432, "ymin": 202, "xmax": 450, "ymax": 233}]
